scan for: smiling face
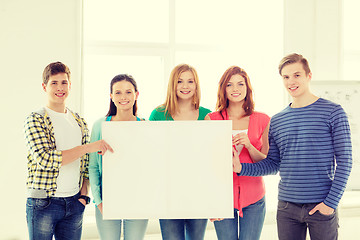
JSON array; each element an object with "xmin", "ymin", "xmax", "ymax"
[
  {"xmin": 176, "ymin": 71, "xmax": 196, "ymax": 101},
  {"xmin": 42, "ymin": 73, "xmax": 71, "ymax": 112},
  {"xmin": 110, "ymin": 80, "xmax": 138, "ymax": 112},
  {"xmin": 225, "ymin": 74, "xmax": 247, "ymax": 104},
  {"xmin": 281, "ymin": 62, "xmax": 312, "ymax": 99}
]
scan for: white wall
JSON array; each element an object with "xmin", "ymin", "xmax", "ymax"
[
  {"xmin": 0, "ymin": 0, "xmax": 355, "ymax": 239},
  {"xmin": 0, "ymin": 0, "xmax": 82, "ymax": 239},
  {"xmin": 284, "ymin": 0, "xmax": 360, "ymax": 189},
  {"xmin": 284, "ymin": 0, "xmax": 342, "ymax": 81}
]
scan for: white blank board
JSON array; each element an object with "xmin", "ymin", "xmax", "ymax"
[{"xmin": 102, "ymin": 120, "xmax": 233, "ymax": 219}]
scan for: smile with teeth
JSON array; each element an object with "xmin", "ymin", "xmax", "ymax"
[
  {"xmin": 180, "ymin": 91, "xmax": 191, "ymax": 94},
  {"xmin": 289, "ymin": 86, "xmax": 298, "ymax": 91},
  {"xmin": 55, "ymin": 93, "xmax": 65, "ymax": 97},
  {"xmin": 231, "ymin": 93, "xmax": 241, "ymax": 97},
  {"xmin": 119, "ymin": 101, "xmax": 129, "ymax": 105}
]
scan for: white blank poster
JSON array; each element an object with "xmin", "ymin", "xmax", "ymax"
[{"xmin": 102, "ymin": 120, "xmax": 233, "ymax": 219}]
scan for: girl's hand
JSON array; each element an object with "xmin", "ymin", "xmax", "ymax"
[
  {"xmin": 232, "ymin": 132, "xmax": 250, "ymax": 149},
  {"xmin": 97, "ymin": 202, "xmax": 103, "ymax": 215},
  {"xmin": 210, "ymin": 218, "xmax": 224, "ymax": 222}
]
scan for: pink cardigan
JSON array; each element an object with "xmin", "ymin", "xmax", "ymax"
[{"xmin": 208, "ymin": 110, "xmax": 270, "ymax": 217}]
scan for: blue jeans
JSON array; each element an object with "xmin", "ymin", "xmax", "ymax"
[
  {"xmin": 277, "ymin": 200, "xmax": 339, "ymax": 240},
  {"xmin": 159, "ymin": 218, "xmax": 208, "ymax": 240},
  {"xmin": 26, "ymin": 192, "xmax": 85, "ymax": 240},
  {"xmin": 214, "ymin": 197, "xmax": 266, "ymax": 240},
  {"xmin": 95, "ymin": 206, "xmax": 148, "ymax": 240}
]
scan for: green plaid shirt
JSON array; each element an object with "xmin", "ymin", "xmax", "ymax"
[{"xmin": 24, "ymin": 108, "xmax": 90, "ymax": 198}]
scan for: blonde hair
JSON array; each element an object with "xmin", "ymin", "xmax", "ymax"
[{"xmin": 161, "ymin": 64, "xmax": 201, "ymax": 117}]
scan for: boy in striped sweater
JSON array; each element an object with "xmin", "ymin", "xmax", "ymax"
[{"xmin": 233, "ymin": 53, "xmax": 352, "ymax": 240}]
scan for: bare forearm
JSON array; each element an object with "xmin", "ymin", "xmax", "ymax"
[
  {"xmin": 80, "ymin": 178, "xmax": 89, "ymax": 196},
  {"xmin": 62, "ymin": 145, "xmax": 88, "ymax": 165},
  {"xmin": 61, "ymin": 140, "xmax": 113, "ymax": 166},
  {"xmin": 246, "ymin": 144, "xmax": 266, "ymax": 163}
]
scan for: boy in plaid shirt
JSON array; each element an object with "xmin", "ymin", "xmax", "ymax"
[{"xmin": 24, "ymin": 62, "xmax": 113, "ymax": 240}]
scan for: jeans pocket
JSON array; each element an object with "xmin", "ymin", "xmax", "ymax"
[
  {"xmin": 34, "ymin": 198, "xmax": 51, "ymax": 210},
  {"xmin": 317, "ymin": 209, "xmax": 336, "ymax": 217},
  {"xmin": 75, "ymin": 199, "xmax": 86, "ymax": 211},
  {"xmin": 26, "ymin": 198, "xmax": 34, "ymax": 207},
  {"xmin": 277, "ymin": 200, "xmax": 289, "ymax": 211}
]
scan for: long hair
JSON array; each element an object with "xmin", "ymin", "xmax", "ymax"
[
  {"xmin": 106, "ymin": 74, "xmax": 138, "ymax": 116},
  {"xmin": 162, "ymin": 64, "xmax": 201, "ymax": 116},
  {"xmin": 216, "ymin": 66, "xmax": 254, "ymax": 116}
]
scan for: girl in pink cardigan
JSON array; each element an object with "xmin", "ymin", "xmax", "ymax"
[{"xmin": 205, "ymin": 66, "xmax": 270, "ymax": 240}]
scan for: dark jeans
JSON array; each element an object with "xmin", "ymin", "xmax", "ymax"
[
  {"xmin": 159, "ymin": 219, "xmax": 208, "ymax": 240},
  {"xmin": 277, "ymin": 200, "xmax": 339, "ymax": 240},
  {"xmin": 26, "ymin": 192, "xmax": 85, "ymax": 240}
]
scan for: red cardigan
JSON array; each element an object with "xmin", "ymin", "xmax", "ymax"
[{"xmin": 208, "ymin": 110, "xmax": 270, "ymax": 217}]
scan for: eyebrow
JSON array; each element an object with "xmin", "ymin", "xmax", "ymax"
[
  {"xmin": 115, "ymin": 89, "xmax": 133, "ymax": 91},
  {"xmin": 228, "ymin": 80, "xmax": 245, "ymax": 83}
]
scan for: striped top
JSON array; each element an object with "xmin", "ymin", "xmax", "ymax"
[{"xmin": 239, "ymin": 98, "xmax": 352, "ymax": 209}]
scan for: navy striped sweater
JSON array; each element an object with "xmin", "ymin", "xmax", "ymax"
[{"xmin": 239, "ymin": 98, "xmax": 352, "ymax": 209}]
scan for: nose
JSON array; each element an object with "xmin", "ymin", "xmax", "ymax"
[
  {"xmin": 287, "ymin": 77, "xmax": 296, "ymax": 84},
  {"xmin": 232, "ymin": 85, "xmax": 239, "ymax": 91}
]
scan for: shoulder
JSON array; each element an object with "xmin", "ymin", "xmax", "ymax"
[
  {"xmin": 251, "ymin": 111, "xmax": 270, "ymax": 130},
  {"xmin": 67, "ymin": 108, "xmax": 81, "ymax": 118},
  {"xmin": 67, "ymin": 109, "xmax": 89, "ymax": 130},
  {"xmin": 315, "ymin": 99, "xmax": 348, "ymax": 123},
  {"xmin": 149, "ymin": 106, "xmax": 167, "ymax": 120},
  {"xmin": 92, "ymin": 117, "xmax": 107, "ymax": 128},
  {"xmin": 25, "ymin": 108, "xmax": 46, "ymax": 125},
  {"xmin": 315, "ymin": 98, "xmax": 343, "ymax": 111},
  {"xmin": 90, "ymin": 117, "xmax": 107, "ymax": 140},
  {"xmin": 252, "ymin": 111, "xmax": 270, "ymax": 121},
  {"xmin": 199, "ymin": 106, "xmax": 211, "ymax": 114},
  {"xmin": 270, "ymin": 106, "xmax": 290, "ymax": 122},
  {"xmin": 198, "ymin": 106, "xmax": 211, "ymax": 120},
  {"xmin": 207, "ymin": 111, "xmax": 223, "ymax": 120}
]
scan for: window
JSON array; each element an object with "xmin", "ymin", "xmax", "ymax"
[
  {"xmin": 83, "ymin": 0, "xmax": 284, "ymax": 226},
  {"xmin": 84, "ymin": 0, "xmax": 284, "ymax": 126},
  {"xmin": 343, "ymin": 0, "xmax": 360, "ymax": 80}
]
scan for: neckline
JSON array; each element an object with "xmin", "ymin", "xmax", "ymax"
[
  {"xmin": 288, "ymin": 97, "xmax": 321, "ymax": 110},
  {"xmin": 223, "ymin": 109, "xmax": 254, "ymax": 132},
  {"xmin": 107, "ymin": 115, "xmax": 139, "ymax": 121},
  {"xmin": 169, "ymin": 106, "xmax": 202, "ymax": 121}
]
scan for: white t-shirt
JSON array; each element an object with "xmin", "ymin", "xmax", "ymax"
[{"xmin": 46, "ymin": 107, "xmax": 82, "ymax": 197}]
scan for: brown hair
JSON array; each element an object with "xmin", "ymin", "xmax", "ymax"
[
  {"xmin": 42, "ymin": 62, "xmax": 71, "ymax": 84},
  {"xmin": 278, "ymin": 53, "xmax": 311, "ymax": 75},
  {"xmin": 216, "ymin": 66, "xmax": 254, "ymax": 116},
  {"xmin": 162, "ymin": 64, "xmax": 201, "ymax": 116}
]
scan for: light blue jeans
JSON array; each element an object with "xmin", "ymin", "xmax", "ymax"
[
  {"xmin": 95, "ymin": 206, "xmax": 148, "ymax": 240},
  {"xmin": 213, "ymin": 196, "xmax": 266, "ymax": 240}
]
